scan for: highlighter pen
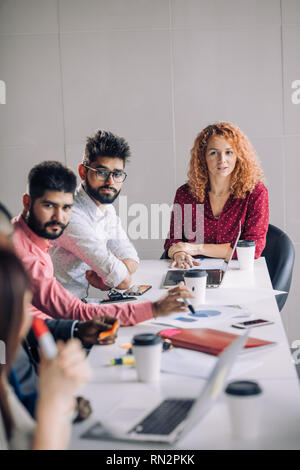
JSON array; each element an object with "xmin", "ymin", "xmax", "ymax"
[
  {"xmin": 110, "ymin": 357, "xmax": 135, "ymax": 366},
  {"xmin": 182, "ymin": 298, "xmax": 195, "ymax": 314},
  {"xmin": 120, "ymin": 340, "xmax": 173, "ymax": 354},
  {"xmin": 32, "ymin": 318, "xmax": 58, "ymax": 360},
  {"xmin": 99, "ymin": 320, "xmax": 119, "ymax": 340}
]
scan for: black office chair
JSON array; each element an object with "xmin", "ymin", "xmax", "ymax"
[
  {"xmin": 261, "ymin": 224, "xmax": 295, "ymax": 312},
  {"xmin": 160, "ymin": 250, "xmax": 169, "ymax": 260}
]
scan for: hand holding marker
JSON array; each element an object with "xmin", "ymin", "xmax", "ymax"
[
  {"xmin": 182, "ymin": 298, "xmax": 195, "ymax": 314},
  {"xmin": 98, "ymin": 320, "xmax": 119, "ymax": 341},
  {"xmin": 177, "ymin": 281, "xmax": 195, "ymax": 314},
  {"xmin": 32, "ymin": 317, "xmax": 92, "ymax": 423},
  {"xmin": 32, "ymin": 317, "xmax": 58, "ymax": 359}
]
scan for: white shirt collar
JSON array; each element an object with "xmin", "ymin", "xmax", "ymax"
[{"xmin": 75, "ymin": 184, "xmax": 112, "ymax": 221}]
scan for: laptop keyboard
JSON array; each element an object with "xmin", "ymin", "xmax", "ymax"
[{"xmin": 129, "ymin": 399, "xmax": 195, "ymax": 435}]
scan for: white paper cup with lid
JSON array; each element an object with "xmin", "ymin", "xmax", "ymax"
[
  {"xmin": 236, "ymin": 240, "xmax": 256, "ymax": 271},
  {"xmin": 183, "ymin": 270, "xmax": 207, "ymax": 309},
  {"xmin": 225, "ymin": 380, "xmax": 263, "ymax": 440},
  {"xmin": 132, "ymin": 333, "xmax": 162, "ymax": 383}
]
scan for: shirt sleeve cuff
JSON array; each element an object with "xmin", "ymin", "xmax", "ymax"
[
  {"xmin": 111, "ymin": 248, "xmax": 140, "ymax": 264},
  {"xmin": 105, "ymin": 260, "xmax": 130, "ymax": 288},
  {"xmin": 130, "ymin": 254, "xmax": 140, "ymax": 264}
]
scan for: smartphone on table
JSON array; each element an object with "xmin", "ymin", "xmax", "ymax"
[
  {"xmin": 124, "ymin": 285, "xmax": 152, "ymax": 296},
  {"xmin": 231, "ymin": 319, "xmax": 274, "ymax": 329}
]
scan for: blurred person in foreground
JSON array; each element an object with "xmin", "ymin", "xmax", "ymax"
[{"xmin": 0, "ymin": 248, "xmax": 91, "ymax": 450}]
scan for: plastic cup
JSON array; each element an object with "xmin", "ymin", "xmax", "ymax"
[
  {"xmin": 236, "ymin": 240, "xmax": 256, "ymax": 271},
  {"xmin": 225, "ymin": 380, "xmax": 263, "ymax": 440},
  {"xmin": 183, "ymin": 270, "xmax": 207, "ymax": 309},
  {"xmin": 132, "ymin": 333, "xmax": 162, "ymax": 383}
]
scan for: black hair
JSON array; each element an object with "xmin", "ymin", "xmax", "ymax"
[
  {"xmin": 28, "ymin": 161, "xmax": 77, "ymax": 200},
  {"xmin": 0, "ymin": 203, "xmax": 12, "ymax": 221},
  {"xmin": 83, "ymin": 130, "xmax": 130, "ymax": 166}
]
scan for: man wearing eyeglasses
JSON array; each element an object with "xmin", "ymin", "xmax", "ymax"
[{"xmin": 50, "ymin": 130, "xmax": 139, "ymax": 299}]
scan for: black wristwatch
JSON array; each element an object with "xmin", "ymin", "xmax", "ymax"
[{"xmin": 73, "ymin": 321, "xmax": 81, "ymax": 339}]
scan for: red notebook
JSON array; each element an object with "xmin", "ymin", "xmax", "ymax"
[{"xmin": 159, "ymin": 328, "xmax": 275, "ymax": 356}]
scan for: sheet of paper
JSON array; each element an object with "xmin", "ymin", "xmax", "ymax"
[
  {"xmin": 168, "ymin": 258, "xmax": 225, "ymax": 271},
  {"xmin": 205, "ymin": 288, "xmax": 286, "ymax": 305},
  {"xmin": 154, "ymin": 304, "xmax": 252, "ymax": 329},
  {"xmin": 194, "ymin": 258, "xmax": 225, "ymax": 270},
  {"xmin": 161, "ymin": 347, "xmax": 262, "ymax": 380}
]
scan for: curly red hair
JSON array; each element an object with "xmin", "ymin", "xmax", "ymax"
[{"xmin": 187, "ymin": 122, "xmax": 264, "ymax": 202}]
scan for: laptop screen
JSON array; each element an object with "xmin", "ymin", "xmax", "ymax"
[
  {"xmin": 222, "ymin": 221, "xmax": 242, "ymax": 270},
  {"xmin": 163, "ymin": 221, "xmax": 242, "ymax": 287}
]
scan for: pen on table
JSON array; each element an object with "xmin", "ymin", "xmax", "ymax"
[
  {"xmin": 110, "ymin": 357, "xmax": 135, "ymax": 366},
  {"xmin": 182, "ymin": 298, "xmax": 195, "ymax": 314}
]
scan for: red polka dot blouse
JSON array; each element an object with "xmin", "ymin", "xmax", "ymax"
[{"xmin": 164, "ymin": 181, "xmax": 269, "ymax": 259}]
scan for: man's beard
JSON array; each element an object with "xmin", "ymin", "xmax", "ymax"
[
  {"xmin": 85, "ymin": 178, "xmax": 121, "ymax": 204},
  {"xmin": 27, "ymin": 209, "xmax": 68, "ymax": 240}
]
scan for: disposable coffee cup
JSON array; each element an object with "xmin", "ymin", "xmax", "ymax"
[
  {"xmin": 236, "ymin": 240, "xmax": 256, "ymax": 271},
  {"xmin": 183, "ymin": 270, "xmax": 207, "ymax": 309},
  {"xmin": 225, "ymin": 380, "xmax": 263, "ymax": 440},
  {"xmin": 132, "ymin": 333, "xmax": 162, "ymax": 383}
]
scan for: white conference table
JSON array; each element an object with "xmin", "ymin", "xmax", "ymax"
[{"xmin": 71, "ymin": 259, "xmax": 300, "ymax": 450}]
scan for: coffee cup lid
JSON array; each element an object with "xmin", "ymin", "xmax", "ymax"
[
  {"xmin": 225, "ymin": 380, "xmax": 262, "ymax": 396},
  {"xmin": 237, "ymin": 240, "xmax": 256, "ymax": 247},
  {"xmin": 184, "ymin": 270, "xmax": 207, "ymax": 278},
  {"xmin": 132, "ymin": 333, "xmax": 162, "ymax": 346}
]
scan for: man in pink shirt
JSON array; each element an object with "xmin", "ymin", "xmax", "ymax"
[{"xmin": 13, "ymin": 161, "xmax": 191, "ymax": 326}]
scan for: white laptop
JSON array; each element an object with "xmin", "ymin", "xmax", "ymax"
[
  {"xmin": 81, "ymin": 331, "xmax": 248, "ymax": 444},
  {"xmin": 162, "ymin": 221, "xmax": 242, "ymax": 288}
]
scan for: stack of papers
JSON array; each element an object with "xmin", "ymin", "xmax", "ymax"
[{"xmin": 161, "ymin": 347, "xmax": 262, "ymax": 380}]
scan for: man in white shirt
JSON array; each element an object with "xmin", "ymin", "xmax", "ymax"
[{"xmin": 51, "ymin": 130, "xmax": 139, "ymax": 299}]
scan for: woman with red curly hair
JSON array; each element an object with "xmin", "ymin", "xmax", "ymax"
[{"xmin": 164, "ymin": 122, "xmax": 269, "ymax": 269}]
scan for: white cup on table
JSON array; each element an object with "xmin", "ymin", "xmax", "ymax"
[
  {"xmin": 183, "ymin": 270, "xmax": 207, "ymax": 310},
  {"xmin": 225, "ymin": 380, "xmax": 263, "ymax": 440},
  {"xmin": 236, "ymin": 240, "xmax": 256, "ymax": 271},
  {"xmin": 132, "ymin": 333, "xmax": 162, "ymax": 383}
]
